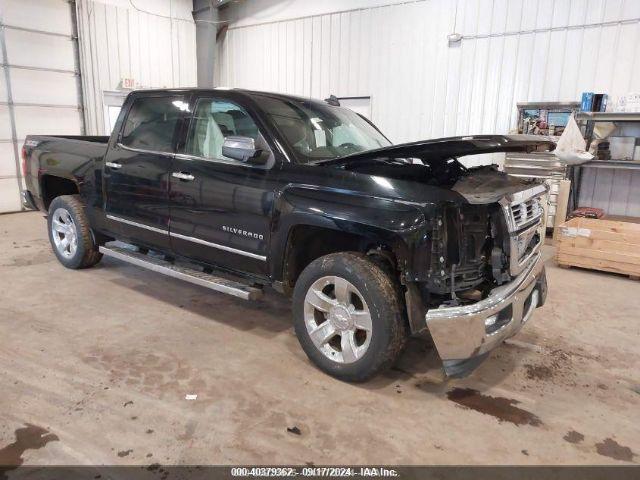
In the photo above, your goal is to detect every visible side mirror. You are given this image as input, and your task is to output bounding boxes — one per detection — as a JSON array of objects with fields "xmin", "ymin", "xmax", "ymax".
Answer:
[{"xmin": 222, "ymin": 136, "xmax": 266, "ymax": 165}]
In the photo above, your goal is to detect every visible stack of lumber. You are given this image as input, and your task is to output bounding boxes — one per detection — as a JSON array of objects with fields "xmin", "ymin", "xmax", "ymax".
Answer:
[{"xmin": 555, "ymin": 216, "xmax": 640, "ymax": 280}]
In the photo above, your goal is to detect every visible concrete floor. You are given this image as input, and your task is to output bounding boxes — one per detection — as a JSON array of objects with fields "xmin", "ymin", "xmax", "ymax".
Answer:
[{"xmin": 1, "ymin": 211, "xmax": 638, "ymax": 466}]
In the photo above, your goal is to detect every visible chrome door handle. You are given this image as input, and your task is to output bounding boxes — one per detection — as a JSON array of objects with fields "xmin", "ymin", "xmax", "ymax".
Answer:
[
  {"xmin": 172, "ymin": 171, "xmax": 195, "ymax": 181},
  {"xmin": 105, "ymin": 161, "xmax": 122, "ymax": 169}
]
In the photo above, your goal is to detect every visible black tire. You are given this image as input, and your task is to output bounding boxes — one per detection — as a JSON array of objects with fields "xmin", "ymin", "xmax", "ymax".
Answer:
[
  {"xmin": 47, "ymin": 195, "xmax": 102, "ymax": 269},
  {"xmin": 292, "ymin": 252, "xmax": 407, "ymax": 382}
]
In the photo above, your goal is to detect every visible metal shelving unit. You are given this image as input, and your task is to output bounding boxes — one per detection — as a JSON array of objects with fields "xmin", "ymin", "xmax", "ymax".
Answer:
[
  {"xmin": 575, "ymin": 111, "xmax": 640, "ymax": 122},
  {"xmin": 505, "ymin": 101, "xmax": 579, "ymax": 230},
  {"xmin": 579, "ymin": 160, "xmax": 640, "ymax": 170},
  {"xmin": 572, "ymin": 111, "xmax": 640, "ymax": 214}
]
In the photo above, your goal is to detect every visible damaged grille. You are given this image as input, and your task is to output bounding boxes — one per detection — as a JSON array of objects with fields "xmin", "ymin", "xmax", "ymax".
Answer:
[
  {"xmin": 426, "ymin": 186, "xmax": 545, "ymax": 300},
  {"xmin": 501, "ymin": 187, "xmax": 546, "ymax": 276},
  {"xmin": 510, "ymin": 197, "xmax": 543, "ymax": 229}
]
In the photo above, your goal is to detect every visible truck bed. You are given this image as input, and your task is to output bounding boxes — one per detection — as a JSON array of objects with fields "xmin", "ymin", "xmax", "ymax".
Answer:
[
  {"xmin": 37, "ymin": 135, "xmax": 110, "ymax": 143},
  {"xmin": 25, "ymin": 134, "xmax": 110, "ymax": 161},
  {"xmin": 23, "ymin": 135, "xmax": 111, "ymax": 209}
]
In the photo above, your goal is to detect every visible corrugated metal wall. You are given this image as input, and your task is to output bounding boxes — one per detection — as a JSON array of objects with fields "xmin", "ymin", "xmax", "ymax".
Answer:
[
  {"xmin": 0, "ymin": 0, "xmax": 83, "ymax": 213},
  {"xmin": 77, "ymin": 0, "xmax": 197, "ymax": 135},
  {"xmin": 217, "ymin": 0, "xmax": 640, "ymax": 203}
]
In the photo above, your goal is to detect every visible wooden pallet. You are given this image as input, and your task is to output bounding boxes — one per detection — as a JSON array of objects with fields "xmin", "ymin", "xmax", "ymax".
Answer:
[{"xmin": 555, "ymin": 216, "xmax": 640, "ymax": 280}]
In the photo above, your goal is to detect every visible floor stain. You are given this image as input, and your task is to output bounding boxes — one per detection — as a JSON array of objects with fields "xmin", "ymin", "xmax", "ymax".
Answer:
[
  {"xmin": 595, "ymin": 438, "xmax": 635, "ymax": 462},
  {"xmin": 563, "ymin": 430, "xmax": 585, "ymax": 444},
  {"xmin": 522, "ymin": 348, "xmax": 575, "ymax": 384},
  {"xmin": 446, "ymin": 388, "xmax": 542, "ymax": 427},
  {"xmin": 0, "ymin": 424, "xmax": 59, "ymax": 467},
  {"xmin": 177, "ymin": 421, "xmax": 197, "ymax": 441},
  {"xmin": 524, "ymin": 364, "xmax": 554, "ymax": 381},
  {"xmin": 117, "ymin": 449, "xmax": 132, "ymax": 458}
]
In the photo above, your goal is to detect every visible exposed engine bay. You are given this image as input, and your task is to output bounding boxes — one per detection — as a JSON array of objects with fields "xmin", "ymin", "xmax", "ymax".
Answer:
[
  {"xmin": 425, "ymin": 180, "xmax": 547, "ymax": 308},
  {"xmin": 321, "ymin": 135, "xmax": 552, "ymax": 311}
]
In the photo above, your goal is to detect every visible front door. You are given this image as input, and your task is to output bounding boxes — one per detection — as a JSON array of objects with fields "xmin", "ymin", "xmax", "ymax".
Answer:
[
  {"xmin": 169, "ymin": 95, "xmax": 278, "ymax": 276},
  {"xmin": 104, "ymin": 94, "xmax": 187, "ymax": 250}
]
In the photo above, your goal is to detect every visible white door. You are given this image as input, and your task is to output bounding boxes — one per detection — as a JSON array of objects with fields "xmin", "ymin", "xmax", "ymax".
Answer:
[
  {"xmin": 0, "ymin": 0, "xmax": 83, "ymax": 213},
  {"xmin": 103, "ymin": 90, "xmax": 128, "ymax": 134}
]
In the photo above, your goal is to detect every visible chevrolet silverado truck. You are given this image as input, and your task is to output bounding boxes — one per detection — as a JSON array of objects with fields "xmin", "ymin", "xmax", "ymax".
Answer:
[{"xmin": 21, "ymin": 88, "xmax": 550, "ymax": 381}]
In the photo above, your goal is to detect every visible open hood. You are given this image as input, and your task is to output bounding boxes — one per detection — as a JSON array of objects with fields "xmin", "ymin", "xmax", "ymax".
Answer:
[
  {"xmin": 318, "ymin": 135, "xmax": 554, "ymax": 193},
  {"xmin": 316, "ymin": 134, "xmax": 555, "ymax": 166}
]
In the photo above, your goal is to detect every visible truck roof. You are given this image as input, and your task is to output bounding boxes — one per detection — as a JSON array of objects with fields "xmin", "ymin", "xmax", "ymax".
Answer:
[{"xmin": 128, "ymin": 87, "xmax": 327, "ymax": 107}]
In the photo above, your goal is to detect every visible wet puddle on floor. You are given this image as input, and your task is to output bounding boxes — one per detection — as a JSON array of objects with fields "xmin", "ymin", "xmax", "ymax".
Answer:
[
  {"xmin": 446, "ymin": 388, "xmax": 542, "ymax": 427},
  {"xmin": 595, "ymin": 438, "xmax": 635, "ymax": 462}
]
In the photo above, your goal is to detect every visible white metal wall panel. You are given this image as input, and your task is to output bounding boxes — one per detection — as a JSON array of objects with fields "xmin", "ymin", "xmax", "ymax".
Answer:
[
  {"xmin": 4, "ymin": 29, "xmax": 76, "ymax": 71},
  {"xmin": 0, "ymin": 0, "xmax": 82, "ymax": 213},
  {"xmin": 0, "ymin": 65, "xmax": 6, "ymax": 100},
  {"xmin": 0, "ymin": 177, "xmax": 19, "ymax": 212},
  {"xmin": 77, "ymin": 0, "xmax": 197, "ymax": 136},
  {"xmin": 10, "ymin": 69, "xmax": 79, "ymax": 105},
  {"xmin": 13, "ymin": 107, "xmax": 82, "ymax": 140},
  {"xmin": 1, "ymin": 0, "xmax": 73, "ymax": 35},
  {"xmin": 0, "ymin": 106, "xmax": 10, "ymax": 139},
  {"xmin": 219, "ymin": 0, "xmax": 640, "ymax": 212},
  {"xmin": 580, "ymin": 168, "xmax": 640, "ymax": 217},
  {"xmin": 0, "ymin": 142, "xmax": 15, "ymax": 177}
]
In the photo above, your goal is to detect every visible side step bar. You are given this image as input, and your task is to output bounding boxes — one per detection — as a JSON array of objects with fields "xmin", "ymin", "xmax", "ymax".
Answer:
[{"xmin": 99, "ymin": 245, "xmax": 263, "ymax": 301}]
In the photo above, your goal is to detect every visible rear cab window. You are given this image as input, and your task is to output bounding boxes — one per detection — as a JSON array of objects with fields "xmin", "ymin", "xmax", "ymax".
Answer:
[{"xmin": 120, "ymin": 96, "xmax": 187, "ymax": 153}]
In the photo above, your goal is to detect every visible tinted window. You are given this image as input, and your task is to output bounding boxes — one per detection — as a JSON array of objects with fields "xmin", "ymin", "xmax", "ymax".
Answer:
[
  {"xmin": 257, "ymin": 96, "xmax": 390, "ymax": 164},
  {"xmin": 185, "ymin": 98, "xmax": 261, "ymax": 160},
  {"xmin": 121, "ymin": 96, "xmax": 185, "ymax": 153}
]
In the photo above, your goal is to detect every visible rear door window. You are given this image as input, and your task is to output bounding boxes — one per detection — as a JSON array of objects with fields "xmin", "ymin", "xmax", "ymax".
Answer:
[{"xmin": 120, "ymin": 96, "xmax": 186, "ymax": 153}]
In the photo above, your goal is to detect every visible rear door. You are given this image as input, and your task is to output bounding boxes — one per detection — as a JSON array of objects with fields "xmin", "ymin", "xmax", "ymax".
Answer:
[
  {"xmin": 103, "ymin": 94, "xmax": 187, "ymax": 250},
  {"xmin": 168, "ymin": 94, "xmax": 279, "ymax": 276}
]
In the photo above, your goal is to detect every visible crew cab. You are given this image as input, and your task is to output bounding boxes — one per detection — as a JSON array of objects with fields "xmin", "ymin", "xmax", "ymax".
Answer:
[{"xmin": 21, "ymin": 88, "xmax": 549, "ymax": 381}]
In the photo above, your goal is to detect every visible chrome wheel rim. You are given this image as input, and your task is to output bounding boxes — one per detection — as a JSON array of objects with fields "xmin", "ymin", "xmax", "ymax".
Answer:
[
  {"xmin": 51, "ymin": 207, "xmax": 78, "ymax": 258},
  {"xmin": 303, "ymin": 276, "xmax": 372, "ymax": 364}
]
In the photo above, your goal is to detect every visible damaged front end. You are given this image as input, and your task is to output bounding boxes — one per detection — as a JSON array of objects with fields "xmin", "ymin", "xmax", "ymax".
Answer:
[
  {"xmin": 324, "ymin": 134, "xmax": 553, "ymax": 377},
  {"xmin": 422, "ymin": 181, "xmax": 548, "ymax": 377}
]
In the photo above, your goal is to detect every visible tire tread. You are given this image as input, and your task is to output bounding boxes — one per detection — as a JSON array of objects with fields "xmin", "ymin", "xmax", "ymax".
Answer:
[
  {"xmin": 293, "ymin": 252, "xmax": 407, "ymax": 382},
  {"xmin": 48, "ymin": 195, "xmax": 102, "ymax": 269}
]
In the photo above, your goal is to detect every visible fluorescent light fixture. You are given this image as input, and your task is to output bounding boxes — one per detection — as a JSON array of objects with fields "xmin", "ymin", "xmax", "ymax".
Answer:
[{"xmin": 172, "ymin": 100, "xmax": 190, "ymax": 112}]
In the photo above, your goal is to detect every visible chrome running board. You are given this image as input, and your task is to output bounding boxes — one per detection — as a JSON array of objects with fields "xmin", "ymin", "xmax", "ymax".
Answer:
[{"xmin": 99, "ymin": 244, "xmax": 263, "ymax": 301}]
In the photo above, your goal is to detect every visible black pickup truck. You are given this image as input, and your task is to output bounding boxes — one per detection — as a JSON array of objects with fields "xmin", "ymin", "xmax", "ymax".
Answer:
[{"xmin": 22, "ymin": 88, "xmax": 550, "ymax": 381}]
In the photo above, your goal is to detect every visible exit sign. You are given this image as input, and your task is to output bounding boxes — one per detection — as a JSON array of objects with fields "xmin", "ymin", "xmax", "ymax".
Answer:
[{"xmin": 121, "ymin": 78, "xmax": 135, "ymax": 89}]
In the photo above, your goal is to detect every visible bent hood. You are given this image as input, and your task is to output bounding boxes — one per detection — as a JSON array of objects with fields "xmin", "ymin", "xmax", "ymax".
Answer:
[
  {"xmin": 317, "ymin": 134, "xmax": 555, "ymax": 167},
  {"xmin": 320, "ymin": 134, "xmax": 553, "ymax": 205},
  {"xmin": 451, "ymin": 166, "xmax": 547, "ymax": 204}
]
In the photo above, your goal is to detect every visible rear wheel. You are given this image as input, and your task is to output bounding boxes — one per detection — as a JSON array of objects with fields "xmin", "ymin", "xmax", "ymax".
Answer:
[
  {"xmin": 292, "ymin": 252, "xmax": 407, "ymax": 382},
  {"xmin": 47, "ymin": 195, "xmax": 102, "ymax": 269}
]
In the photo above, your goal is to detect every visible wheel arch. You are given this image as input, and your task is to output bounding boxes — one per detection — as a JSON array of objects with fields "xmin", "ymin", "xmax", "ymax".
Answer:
[
  {"xmin": 40, "ymin": 175, "xmax": 80, "ymax": 210},
  {"xmin": 270, "ymin": 186, "xmax": 428, "ymax": 294}
]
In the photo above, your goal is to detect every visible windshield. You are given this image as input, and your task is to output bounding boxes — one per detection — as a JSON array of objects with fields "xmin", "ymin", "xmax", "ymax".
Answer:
[{"xmin": 257, "ymin": 96, "xmax": 391, "ymax": 164}]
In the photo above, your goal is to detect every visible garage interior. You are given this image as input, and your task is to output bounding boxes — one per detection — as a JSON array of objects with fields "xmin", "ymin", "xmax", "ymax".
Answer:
[{"xmin": 1, "ymin": 0, "xmax": 639, "ymax": 469}]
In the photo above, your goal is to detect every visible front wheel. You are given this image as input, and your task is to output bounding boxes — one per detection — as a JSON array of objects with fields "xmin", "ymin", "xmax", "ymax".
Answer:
[
  {"xmin": 47, "ymin": 195, "xmax": 102, "ymax": 269},
  {"xmin": 292, "ymin": 252, "xmax": 407, "ymax": 382}
]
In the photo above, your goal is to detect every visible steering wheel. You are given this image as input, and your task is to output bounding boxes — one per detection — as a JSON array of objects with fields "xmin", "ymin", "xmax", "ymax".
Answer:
[{"xmin": 337, "ymin": 142, "xmax": 360, "ymax": 153}]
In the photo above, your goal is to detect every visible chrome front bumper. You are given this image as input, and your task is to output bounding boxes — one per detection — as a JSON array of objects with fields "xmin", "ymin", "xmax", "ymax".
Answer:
[{"xmin": 425, "ymin": 253, "xmax": 547, "ymax": 377}]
